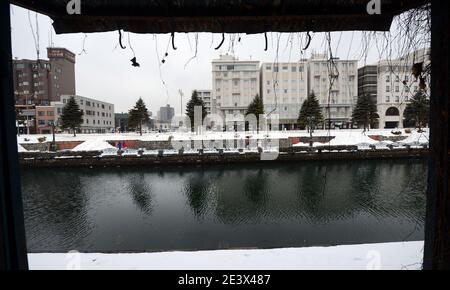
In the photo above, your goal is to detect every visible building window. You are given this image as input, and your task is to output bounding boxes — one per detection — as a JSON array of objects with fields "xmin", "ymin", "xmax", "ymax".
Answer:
[
  {"xmin": 386, "ymin": 96, "xmax": 390, "ymax": 102},
  {"xmin": 386, "ymin": 76, "xmax": 390, "ymax": 82},
  {"xmin": 266, "ymin": 65, "xmax": 272, "ymax": 71},
  {"xmin": 386, "ymin": 107, "xmax": 400, "ymax": 116},
  {"xmin": 395, "ymin": 96, "xmax": 400, "ymax": 103},
  {"xmin": 386, "ymin": 86, "xmax": 390, "ymax": 93},
  {"xmin": 291, "ymin": 66, "xmax": 297, "ymax": 72}
]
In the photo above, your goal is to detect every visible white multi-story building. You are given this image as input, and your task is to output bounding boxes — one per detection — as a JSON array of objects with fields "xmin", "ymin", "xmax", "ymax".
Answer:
[
  {"xmin": 376, "ymin": 48, "xmax": 431, "ymax": 129},
  {"xmin": 307, "ymin": 53, "xmax": 358, "ymax": 128},
  {"xmin": 212, "ymin": 54, "xmax": 260, "ymax": 122},
  {"xmin": 195, "ymin": 90, "xmax": 214, "ymax": 115},
  {"xmin": 52, "ymin": 95, "xmax": 115, "ymax": 133},
  {"xmin": 260, "ymin": 61, "xmax": 309, "ymax": 130}
]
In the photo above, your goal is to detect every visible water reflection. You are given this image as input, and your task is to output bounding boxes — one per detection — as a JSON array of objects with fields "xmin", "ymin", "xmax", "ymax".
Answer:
[
  {"xmin": 126, "ymin": 174, "xmax": 153, "ymax": 215},
  {"xmin": 21, "ymin": 159, "xmax": 427, "ymax": 252}
]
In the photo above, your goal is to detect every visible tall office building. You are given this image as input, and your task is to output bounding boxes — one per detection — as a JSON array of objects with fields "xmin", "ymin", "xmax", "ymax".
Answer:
[
  {"xmin": 157, "ymin": 104, "xmax": 175, "ymax": 123},
  {"xmin": 307, "ymin": 53, "xmax": 358, "ymax": 128},
  {"xmin": 260, "ymin": 61, "xmax": 309, "ymax": 129},
  {"xmin": 212, "ymin": 54, "xmax": 260, "ymax": 122},
  {"xmin": 358, "ymin": 65, "xmax": 378, "ymax": 102},
  {"xmin": 13, "ymin": 47, "xmax": 76, "ymax": 106}
]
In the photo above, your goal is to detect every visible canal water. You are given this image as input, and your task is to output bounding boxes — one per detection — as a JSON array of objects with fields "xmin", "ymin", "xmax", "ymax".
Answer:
[{"xmin": 21, "ymin": 159, "xmax": 427, "ymax": 253}]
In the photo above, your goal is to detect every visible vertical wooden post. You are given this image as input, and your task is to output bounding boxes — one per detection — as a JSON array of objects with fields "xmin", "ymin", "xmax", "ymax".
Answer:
[
  {"xmin": 0, "ymin": 1, "xmax": 29, "ymax": 270},
  {"xmin": 424, "ymin": 0, "xmax": 450, "ymax": 270}
]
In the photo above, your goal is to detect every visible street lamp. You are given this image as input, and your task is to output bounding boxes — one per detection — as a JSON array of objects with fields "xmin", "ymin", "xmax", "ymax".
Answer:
[
  {"xmin": 49, "ymin": 119, "xmax": 60, "ymax": 151},
  {"xmin": 307, "ymin": 116, "xmax": 316, "ymax": 147}
]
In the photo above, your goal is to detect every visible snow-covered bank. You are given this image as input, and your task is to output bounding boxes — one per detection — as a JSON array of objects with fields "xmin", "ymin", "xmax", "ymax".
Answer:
[
  {"xmin": 16, "ymin": 129, "xmax": 429, "ymax": 153},
  {"xmin": 28, "ymin": 241, "xmax": 423, "ymax": 270}
]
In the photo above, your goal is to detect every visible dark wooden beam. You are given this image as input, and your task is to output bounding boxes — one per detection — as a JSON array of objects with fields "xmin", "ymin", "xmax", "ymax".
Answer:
[
  {"xmin": 0, "ymin": 1, "xmax": 29, "ymax": 270},
  {"xmin": 10, "ymin": 0, "xmax": 430, "ymax": 34},
  {"xmin": 424, "ymin": 0, "xmax": 450, "ymax": 270}
]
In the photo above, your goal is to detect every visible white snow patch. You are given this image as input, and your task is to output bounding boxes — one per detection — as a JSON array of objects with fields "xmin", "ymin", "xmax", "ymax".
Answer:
[
  {"xmin": 28, "ymin": 241, "xmax": 423, "ymax": 270},
  {"xmin": 17, "ymin": 143, "xmax": 28, "ymax": 153},
  {"xmin": 399, "ymin": 130, "xmax": 429, "ymax": 146},
  {"xmin": 72, "ymin": 139, "xmax": 116, "ymax": 152}
]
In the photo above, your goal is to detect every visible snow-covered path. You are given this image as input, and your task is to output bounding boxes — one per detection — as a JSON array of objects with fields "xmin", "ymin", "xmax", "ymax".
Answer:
[{"xmin": 28, "ymin": 241, "xmax": 423, "ymax": 270}]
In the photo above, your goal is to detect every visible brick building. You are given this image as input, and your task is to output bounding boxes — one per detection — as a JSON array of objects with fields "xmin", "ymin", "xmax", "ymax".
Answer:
[{"xmin": 13, "ymin": 47, "xmax": 76, "ymax": 106}]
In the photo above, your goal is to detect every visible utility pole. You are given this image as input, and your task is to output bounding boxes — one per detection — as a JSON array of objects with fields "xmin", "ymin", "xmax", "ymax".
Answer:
[{"xmin": 178, "ymin": 89, "xmax": 184, "ymax": 117}]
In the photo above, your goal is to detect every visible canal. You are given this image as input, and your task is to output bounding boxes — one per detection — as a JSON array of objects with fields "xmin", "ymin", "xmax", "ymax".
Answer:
[{"xmin": 21, "ymin": 159, "xmax": 427, "ymax": 253}]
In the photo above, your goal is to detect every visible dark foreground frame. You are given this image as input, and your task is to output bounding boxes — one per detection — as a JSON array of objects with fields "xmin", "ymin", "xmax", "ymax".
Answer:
[{"xmin": 0, "ymin": 0, "xmax": 448, "ymax": 270}]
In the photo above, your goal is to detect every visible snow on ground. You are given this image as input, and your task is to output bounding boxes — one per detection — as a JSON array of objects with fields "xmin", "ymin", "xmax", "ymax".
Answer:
[
  {"xmin": 72, "ymin": 139, "xmax": 116, "ymax": 152},
  {"xmin": 16, "ymin": 129, "xmax": 429, "ymax": 152},
  {"xmin": 28, "ymin": 241, "xmax": 423, "ymax": 270},
  {"xmin": 17, "ymin": 143, "xmax": 27, "ymax": 153},
  {"xmin": 399, "ymin": 130, "xmax": 430, "ymax": 146}
]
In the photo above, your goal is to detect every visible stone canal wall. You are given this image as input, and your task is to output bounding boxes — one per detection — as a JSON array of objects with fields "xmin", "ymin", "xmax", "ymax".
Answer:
[{"xmin": 19, "ymin": 148, "xmax": 428, "ymax": 169}]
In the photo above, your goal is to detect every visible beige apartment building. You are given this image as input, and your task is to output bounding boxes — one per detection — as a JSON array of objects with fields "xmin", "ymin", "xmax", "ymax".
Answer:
[
  {"xmin": 307, "ymin": 53, "xmax": 358, "ymax": 129},
  {"xmin": 260, "ymin": 61, "xmax": 309, "ymax": 130},
  {"xmin": 52, "ymin": 95, "xmax": 115, "ymax": 133},
  {"xmin": 212, "ymin": 54, "xmax": 260, "ymax": 122},
  {"xmin": 376, "ymin": 48, "xmax": 431, "ymax": 129}
]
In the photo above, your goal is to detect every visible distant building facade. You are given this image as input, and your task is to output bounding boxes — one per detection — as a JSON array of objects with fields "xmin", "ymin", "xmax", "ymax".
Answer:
[
  {"xmin": 212, "ymin": 54, "xmax": 260, "ymax": 121},
  {"xmin": 376, "ymin": 48, "xmax": 431, "ymax": 129},
  {"xmin": 157, "ymin": 105, "xmax": 175, "ymax": 123},
  {"xmin": 13, "ymin": 47, "xmax": 76, "ymax": 106},
  {"xmin": 358, "ymin": 65, "xmax": 378, "ymax": 101},
  {"xmin": 52, "ymin": 95, "xmax": 115, "ymax": 134},
  {"xmin": 35, "ymin": 106, "xmax": 56, "ymax": 134},
  {"xmin": 356, "ymin": 48, "xmax": 431, "ymax": 129},
  {"xmin": 260, "ymin": 61, "xmax": 309, "ymax": 129},
  {"xmin": 115, "ymin": 113, "xmax": 129, "ymax": 132},
  {"xmin": 307, "ymin": 53, "xmax": 358, "ymax": 129},
  {"xmin": 156, "ymin": 105, "xmax": 175, "ymax": 131},
  {"xmin": 195, "ymin": 90, "xmax": 214, "ymax": 115}
]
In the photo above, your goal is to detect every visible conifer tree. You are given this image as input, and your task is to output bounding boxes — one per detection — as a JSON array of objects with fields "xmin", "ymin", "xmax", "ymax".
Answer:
[
  {"xmin": 186, "ymin": 90, "xmax": 208, "ymax": 132},
  {"xmin": 298, "ymin": 92, "xmax": 324, "ymax": 130},
  {"xmin": 403, "ymin": 91, "xmax": 429, "ymax": 131},
  {"xmin": 128, "ymin": 98, "xmax": 150, "ymax": 136},
  {"xmin": 352, "ymin": 94, "xmax": 379, "ymax": 131},
  {"xmin": 60, "ymin": 96, "xmax": 84, "ymax": 137},
  {"xmin": 245, "ymin": 94, "xmax": 265, "ymax": 132}
]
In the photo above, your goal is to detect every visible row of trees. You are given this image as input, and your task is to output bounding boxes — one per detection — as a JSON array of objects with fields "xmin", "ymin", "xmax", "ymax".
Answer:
[
  {"xmin": 241, "ymin": 90, "xmax": 429, "ymax": 131},
  {"xmin": 56, "ymin": 90, "xmax": 429, "ymax": 136}
]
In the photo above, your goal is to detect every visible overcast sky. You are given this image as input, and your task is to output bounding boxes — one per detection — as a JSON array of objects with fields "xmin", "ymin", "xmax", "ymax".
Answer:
[{"xmin": 10, "ymin": 5, "xmax": 412, "ymax": 115}]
